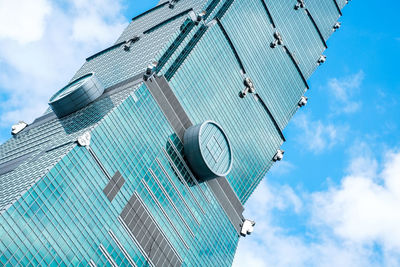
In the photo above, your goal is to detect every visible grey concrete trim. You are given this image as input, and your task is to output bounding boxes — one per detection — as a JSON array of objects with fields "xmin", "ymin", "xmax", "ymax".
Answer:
[
  {"xmin": 206, "ymin": 178, "xmax": 243, "ymax": 233},
  {"xmin": 144, "ymin": 76, "xmax": 189, "ymax": 140},
  {"xmin": 216, "ymin": 176, "xmax": 244, "ymax": 215},
  {"xmin": 155, "ymin": 76, "xmax": 193, "ymax": 129}
]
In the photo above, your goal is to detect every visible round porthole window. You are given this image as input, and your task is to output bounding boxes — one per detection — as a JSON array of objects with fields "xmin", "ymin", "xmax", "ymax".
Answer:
[
  {"xmin": 49, "ymin": 73, "xmax": 104, "ymax": 118},
  {"xmin": 184, "ymin": 121, "xmax": 233, "ymax": 181}
]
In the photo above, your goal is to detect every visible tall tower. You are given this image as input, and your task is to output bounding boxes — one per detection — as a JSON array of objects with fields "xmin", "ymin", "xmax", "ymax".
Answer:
[{"xmin": 0, "ymin": 0, "xmax": 348, "ymax": 266}]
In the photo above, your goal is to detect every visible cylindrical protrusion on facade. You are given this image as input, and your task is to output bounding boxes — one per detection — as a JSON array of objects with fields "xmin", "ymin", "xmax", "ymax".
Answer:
[
  {"xmin": 49, "ymin": 73, "xmax": 104, "ymax": 118},
  {"xmin": 184, "ymin": 121, "xmax": 233, "ymax": 181}
]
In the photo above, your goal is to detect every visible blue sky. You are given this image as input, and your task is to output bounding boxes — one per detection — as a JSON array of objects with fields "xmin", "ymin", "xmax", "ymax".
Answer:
[{"xmin": 0, "ymin": 0, "xmax": 399, "ymax": 266}]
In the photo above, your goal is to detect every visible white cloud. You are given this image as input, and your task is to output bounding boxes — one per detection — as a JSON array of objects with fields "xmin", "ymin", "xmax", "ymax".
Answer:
[
  {"xmin": 313, "ymin": 148, "xmax": 400, "ymax": 252},
  {"xmin": 0, "ymin": 0, "xmax": 127, "ymax": 127},
  {"xmin": 293, "ymin": 113, "xmax": 348, "ymax": 153},
  {"xmin": 327, "ymin": 71, "xmax": 364, "ymax": 114},
  {"xmin": 0, "ymin": 0, "xmax": 51, "ymax": 44},
  {"xmin": 234, "ymin": 146, "xmax": 400, "ymax": 267},
  {"xmin": 234, "ymin": 180, "xmax": 376, "ymax": 267}
]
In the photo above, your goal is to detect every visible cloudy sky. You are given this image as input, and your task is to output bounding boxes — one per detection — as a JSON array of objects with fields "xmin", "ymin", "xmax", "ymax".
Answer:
[{"xmin": 0, "ymin": 0, "xmax": 399, "ymax": 266}]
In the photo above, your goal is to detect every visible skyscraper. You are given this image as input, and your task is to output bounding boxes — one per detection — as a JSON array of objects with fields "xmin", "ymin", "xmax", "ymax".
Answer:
[{"xmin": 0, "ymin": 0, "xmax": 348, "ymax": 266}]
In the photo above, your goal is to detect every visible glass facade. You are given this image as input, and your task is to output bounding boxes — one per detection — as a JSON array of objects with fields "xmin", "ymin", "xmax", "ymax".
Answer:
[{"xmin": 0, "ymin": 0, "xmax": 347, "ymax": 266}]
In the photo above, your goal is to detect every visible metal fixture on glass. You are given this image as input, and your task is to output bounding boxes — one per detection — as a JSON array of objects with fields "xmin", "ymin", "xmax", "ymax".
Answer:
[
  {"xmin": 11, "ymin": 121, "xmax": 28, "ymax": 135},
  {"xmin": 123, "ymin": 36, "xmax": 140, "ymax": 51},
  {"xmin": 143, "ymin": 62, "xmax": 158, "ymax": 81},
  {"xmin": 318, "ymin": 55, "xmax": 327, "ymax": 64},
  {"xmin": 273, "ymin": 149, "xmax": 285, "ymax": 162},
  {"xmin": 294, "ymin": 0, "xmax": 305, "ymax": 10},
  {"xmin": 333, "ymin": 22, "xmax": 341, "ymax": 31},
  {"xmin": 169, "ymin": 0, "xmax": 179, "ymax": 9},
  {"xmin": 270, "ymin": 31, "xmax": 283, "ymax": 48},
  {"xmin": 298, "ymin": 96, "xmax": 308, "ymax": 107},
  {"xmin": 77, "ymin": 132, "xmax": 91, "ymax": 147},
  {"xmin": 189, "ymin": 11, "xmax": 206, "ymax": 25},
  {"xmin": 240, "ymin": 219, "xmax": 256, "ymax": 237},
  {"xmin": 239, "ymin": 77, "xmax": 255, "ymax": 98}
]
